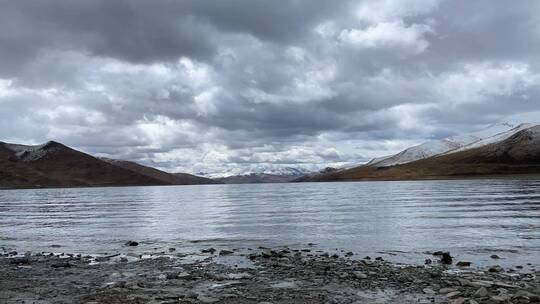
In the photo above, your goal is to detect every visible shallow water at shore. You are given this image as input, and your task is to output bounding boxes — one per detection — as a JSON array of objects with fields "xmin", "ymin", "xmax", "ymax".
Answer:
[{"xmin": 1, "ymin": 179, "xmax": 539, "ymax": 267}]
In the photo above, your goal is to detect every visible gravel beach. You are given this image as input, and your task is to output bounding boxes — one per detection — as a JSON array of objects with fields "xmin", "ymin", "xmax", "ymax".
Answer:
[{"xmin": 1, "ymin": 246, "xmax": 539, "ymax": 304}]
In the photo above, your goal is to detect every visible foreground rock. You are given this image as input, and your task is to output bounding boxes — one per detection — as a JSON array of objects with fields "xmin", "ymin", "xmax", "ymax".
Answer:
[{"xmin": 0, "ymin": 247, "xmax": 538, "ymax": 304}]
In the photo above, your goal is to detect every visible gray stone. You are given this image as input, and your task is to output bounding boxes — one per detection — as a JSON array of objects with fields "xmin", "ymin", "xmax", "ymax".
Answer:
[{"xmin": 473, "ymin": 287, "xmax": 488, "ymax": 298}]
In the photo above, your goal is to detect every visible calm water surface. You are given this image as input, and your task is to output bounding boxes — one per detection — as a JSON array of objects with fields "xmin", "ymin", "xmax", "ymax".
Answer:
[{"xmin": 1, "ymin": 180, "xmax": 539, "ymax": 266}]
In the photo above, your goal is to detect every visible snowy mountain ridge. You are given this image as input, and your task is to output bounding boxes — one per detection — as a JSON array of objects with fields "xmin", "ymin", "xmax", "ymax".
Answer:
[
  {"xmin": 3, "ymin": 141, "xmax": 60, "ymax": 162},
  {"xmin": 203, "ymin": 166, "xmax": 314, "ymax": 179},
  {"xmin": 368, "ymin": 122, "xmax": 539, "ymax": 167}
]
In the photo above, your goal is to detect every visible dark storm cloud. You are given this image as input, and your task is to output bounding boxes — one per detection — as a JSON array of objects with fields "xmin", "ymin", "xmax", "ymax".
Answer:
[{"xmin": 1, "ymin": 0, "xmax": 540, "ymax": 175}]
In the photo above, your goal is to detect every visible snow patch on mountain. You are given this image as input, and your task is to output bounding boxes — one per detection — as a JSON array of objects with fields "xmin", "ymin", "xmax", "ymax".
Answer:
[
  {"xmin": 447, "ymin": 123, "xmax": 536, "ymax": 154},
  {"xmin": 4, "ymin": 141, "xmax": 59, "ymax": 161},
  {"xmin": 367, "ymin": 122, "xmax": 532, "ymax": 167},
  {"xmin": 203, "ymin": 166, "xmax": 314, "ymax": 178}
]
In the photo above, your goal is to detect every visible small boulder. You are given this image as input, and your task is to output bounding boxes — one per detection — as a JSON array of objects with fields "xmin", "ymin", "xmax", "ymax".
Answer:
[
  {"xmin": 125, "ymin": 241, "xmax": 139, "ymax": 247},
  {"xmin": 10, "ymin": 257, "xmax": 29, "ymax": 265},
  {"xmin": 488, "ymin": 265, "xmax": 504, "ymax": 273},
  {"xmin": 441, "ymin": 252, "xmax": 452, "ymax": 264},
  {"xmin": 51, "ymin": 261, "xmax": 71, "ymax": 268},
  {"xmin": 201, "ymin": 248, "xmax": 216, "ymax": 254},
  {"xmin": 456, "ymin": 261, "xmax": 471, "ymax": 267}
]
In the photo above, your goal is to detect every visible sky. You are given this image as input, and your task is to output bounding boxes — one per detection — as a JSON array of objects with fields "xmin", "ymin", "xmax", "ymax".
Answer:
[{"xmin": 1, "ymin": 0, "xmax": 540, "ymax": 176}]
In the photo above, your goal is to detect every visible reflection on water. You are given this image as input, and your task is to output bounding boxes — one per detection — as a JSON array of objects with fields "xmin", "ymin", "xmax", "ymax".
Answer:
[{"xmin": 1, "ymin": 180, "xmax": 539, "ymax": 266}]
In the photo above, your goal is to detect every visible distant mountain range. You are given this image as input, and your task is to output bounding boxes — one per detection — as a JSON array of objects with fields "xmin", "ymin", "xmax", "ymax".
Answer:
[
  {"xmin": 0, "ymin": 141, "xmax": 216, "ymax": 189},
  {"xmin": 300, "ymin": 123, "xmax": 540, "ymax": 182},
  {"xmin": 2, "ymin": 122, "xmax": 539, "ymax": 189},
  {"xmin": 209, "ymin": 166, "xmax": 313, "ymax": 184}
]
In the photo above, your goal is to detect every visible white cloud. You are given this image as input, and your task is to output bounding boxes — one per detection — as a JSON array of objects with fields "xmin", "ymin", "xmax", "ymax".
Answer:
[
  {"xmin": 340, "ymin": 21, "xmax": 433, "ymax": 54},
  {"xmin": 438, "ymin": 62, "xmax": 540, "ymax": 104},
  {"xmin": 356, "ymin": 0, "xmax": 442, "ymax": 23}
]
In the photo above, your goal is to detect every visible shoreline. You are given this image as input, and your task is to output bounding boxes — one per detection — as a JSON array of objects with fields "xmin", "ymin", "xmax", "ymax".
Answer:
[
  {"xmin": 2, "ymin": 174, "xmax": 540, "ymax": 190},
  {"xmin": 1, "ymin": 246, "xmax": 538, "ymax": 304}
]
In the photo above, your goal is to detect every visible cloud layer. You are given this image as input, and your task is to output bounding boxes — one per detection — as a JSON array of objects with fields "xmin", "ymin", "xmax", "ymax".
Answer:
[{"xmin": 1, "ymin": 0, "xmax": 540, "ymax": 175}]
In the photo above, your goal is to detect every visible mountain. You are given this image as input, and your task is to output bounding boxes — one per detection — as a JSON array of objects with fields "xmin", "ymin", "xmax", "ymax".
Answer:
[
  {"xmin": 301, "ymin": 124, "xmax": 540, "ymax": 182},
  {"xmin": 367, "ymin": 122, "xmax": 520, "ymax": 167},
  {"xmin": 99, "ymin": 158, "xmax": 220, "ymax": 185},
  {"xmin": 0, "ymin": 141, "xmax": 165, "ymax": 188},
  {"xmin": 215, "ymin": 173, "xmax": 300, "ymax": 184},
  {"xmin": 209, "ymin": 166, "xmax": 313, "ymax": 184},
  {"xmin": 0, "ymin": 141, "xmax": 215, "ymax": 189}
]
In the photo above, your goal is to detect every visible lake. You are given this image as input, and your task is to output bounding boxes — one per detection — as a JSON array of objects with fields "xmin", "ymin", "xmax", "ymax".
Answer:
[{"xmin": 1, "ymin": 180, "xmax": 539, "ymax": 267}]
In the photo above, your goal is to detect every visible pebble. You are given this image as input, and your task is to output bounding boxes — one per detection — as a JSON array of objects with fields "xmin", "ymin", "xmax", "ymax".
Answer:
[
  {"xmin": 473, "ymin": 287, "xmax": 488, "ymax": 298},
  {"xmin": 445, "ymin": 291, "xmax": 462, "ymax": 298},
  {"xmin": 353, "ymin": 271, "xmax": 368, "ymax": 279},
  {"xmin": 451, "ymin": 297, "xmax": 466, "ymax": 304}
]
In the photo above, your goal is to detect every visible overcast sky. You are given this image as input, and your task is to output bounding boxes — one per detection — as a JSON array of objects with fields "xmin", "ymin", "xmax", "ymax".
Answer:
[{"xmin": 1, "ymin": 0, "xmax": 540, "ymax": 176}]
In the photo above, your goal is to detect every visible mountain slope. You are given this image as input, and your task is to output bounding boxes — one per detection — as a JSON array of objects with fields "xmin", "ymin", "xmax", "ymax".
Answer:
[
  {"xmin": 0, "ymin": 141, "xmax": 166, "ymax": 188},
  {"xmin": 100, "ymin": 158, "xmax": 219, "ymax": 185},
  {"xmin": 367, "ymin": 122, "xmax": 521, "ymax": 167},
  {"xmin": 302, "ymin": 125, "xmax": 540, "ymax": 182}
]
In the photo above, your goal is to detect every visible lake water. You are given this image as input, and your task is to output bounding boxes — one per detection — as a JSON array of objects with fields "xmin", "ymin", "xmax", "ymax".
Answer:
[{"xmin": 1, "ymin": 180, "xmax": 539, "ymax": 267}]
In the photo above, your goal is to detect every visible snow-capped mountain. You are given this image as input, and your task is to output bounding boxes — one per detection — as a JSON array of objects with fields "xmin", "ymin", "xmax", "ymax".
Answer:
[
  {"xmin": 204, "ymin": 166, "xmax": 314, "ymax": 179},
  {"xmin": 367, "ymin": 122, "xmax": 536, "ymax": 167},
  {"xmin": 3, "ymin": 141, "xmax": 61, "ymax": 162},
  {"xmin": 302, "ymin": 123, "xmax": 540, "ymax": 182}
]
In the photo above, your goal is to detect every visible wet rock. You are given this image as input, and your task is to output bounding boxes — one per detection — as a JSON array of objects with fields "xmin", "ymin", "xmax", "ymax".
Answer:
[
  {"xmin": 425, "ymin": 259, "xmax": 432, "ymax": 265},
  {"xmin": 423, "ymin": 288, "xmax": 436, "ymax": 295},
  {"xmin": 490, "ymin": 254, "xmax": 501, "ymax": 259},
  {"xmin": 375, "ymin": 257, "xmax": 384, "ymax": 261},
  {"xmin": 219, "ymin": 250, "xmax": 234, "ymax": 256},
  {"xmin": 441, "ymin": 252, "xmax": 453, "ymax": 265},
  {"xmin": 201, "ymin": 248, "xmax": 216, "ymax": 254},
  {"xmin": 168, "ymin": 247, "xmax": 176, "ymax": 252},
  {"xmin": 10, "ymin": 257, "xmax": 29, "ymax": 264},
  {"xmin": 456, "ymin": 261, "xmax": 471, "ymax": 267},
  {"xmin": 489, "ymin": 265, "xmax": 504, "ymax": 273},
  {"xmin": 125, "ymin": 241, "xmax": 139, "ymax": 247},
  {"xmin": 345, "ymin": 252, "xmax": 354, "ymax": 257},
  {"xmin": 51, "ymin": 261, "xmax": 71, "ymax": 268}
]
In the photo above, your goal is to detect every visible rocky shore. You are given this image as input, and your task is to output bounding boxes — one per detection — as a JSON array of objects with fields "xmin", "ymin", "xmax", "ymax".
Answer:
[{"xmin": 1, "ymin": 245, "xmax": 538, "ymax": 304}]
